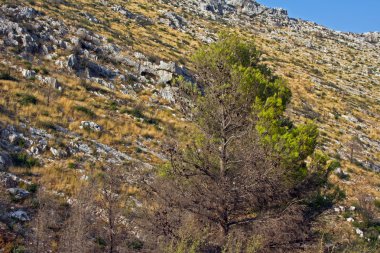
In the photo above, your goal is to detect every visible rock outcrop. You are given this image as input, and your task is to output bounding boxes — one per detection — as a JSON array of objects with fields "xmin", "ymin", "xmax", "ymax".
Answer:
[{"xmin": 80, "ymin": 121, "xmax": 102, "ymax": 132}]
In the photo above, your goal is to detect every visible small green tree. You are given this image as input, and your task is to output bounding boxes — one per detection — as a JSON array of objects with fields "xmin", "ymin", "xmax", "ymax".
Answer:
[{"xmin": 146, "ymin": 33, "xmax": 332, "ymax": 252}]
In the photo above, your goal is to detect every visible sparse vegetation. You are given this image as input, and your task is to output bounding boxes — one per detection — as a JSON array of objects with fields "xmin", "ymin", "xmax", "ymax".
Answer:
[
  {"xmin": 0, "ymin": 0, "xmax": 378, "ymax": 252},
  {"xmin": 11, "ymin": 152, "xmax": 39, "ymax": 168},
  {"xmin": 17, "ymin": 93, "xmax": 38, "ymax": 106},
  {"xmin": 73, "ymin": 105, "xmax": 96, "ymax": 118}
]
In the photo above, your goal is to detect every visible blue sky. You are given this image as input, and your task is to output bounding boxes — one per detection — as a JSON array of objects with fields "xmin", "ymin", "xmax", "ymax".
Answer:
[{"xmin": 258, "ymin": 0, "xmax": 380, "ymax": 33}]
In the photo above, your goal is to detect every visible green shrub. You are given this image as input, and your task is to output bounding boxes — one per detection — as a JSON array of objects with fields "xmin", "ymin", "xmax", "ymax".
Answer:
[
  {"xmin": 108, "ymin": 101, "xmax": 119, "ymax": 111},
  {"xmin": 73, "ymin": 105, "xmax": 96, "ymax": 118},
  {"xmin": 374, "ymin": 199, "xmax": 380, "ymax": 209},
  {"xmin": 11, "ymin": 153, "xmax": 39, "ymax": 168},
  {"xmin": 0, "ymin": 71, "xmax": 16, "ymax": 81},
  {"xmin": 145, "ymin": 118, "xmax": 160, "ymax": 126},
  {"xmin": 328, "ymin": 160, "xmax": 341, "ymax": 171},
  {"xmin": 129, "ymin": 107, "xmax": 144, "ymax": 118},
  {"xmin": 127, "ymin": 239, "xmax": 144, "ymax": 250},
  {"xmin": 68, "ymin": 162, "xmax": 77, "ymax": 169},
  {"xmin": 16, "ymin": 93, "xmax": 38, "ymax": 106},
  {"xmin": 26, "ymin": 183, "xmax": 38, "ymax": 193},
  {"xmin": 135, "ymin": 147, "xmax": 144, "ymax": 153},
  {"xmin": 11, "ymin": 245, "xmax": 26, "ymax": 253}
]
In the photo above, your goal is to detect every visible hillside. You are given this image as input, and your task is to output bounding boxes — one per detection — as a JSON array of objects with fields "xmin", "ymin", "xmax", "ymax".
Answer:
[{"xmin": 0, "ymin": 0, "xmax": 379, "ymax": 252}]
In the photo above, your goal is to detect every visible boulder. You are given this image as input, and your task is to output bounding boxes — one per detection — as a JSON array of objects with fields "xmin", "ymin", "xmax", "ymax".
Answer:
[
  {"xmin": 80, "ymin": 121, "xmax": 102, "ymax": 132},
  {"xmin": 7, "ymin": 188, "xmax": 30, "ymax": 200},
  {"xmin": 9, "ymin": 210, "xmax": 30, "ymax": 221},
  {"xmin": 363, "ymin": 32, "xmax": 380, "ymax": 44},
  {"xmin": 161, "ymin": 12, "xmax": 188, "ymax": 29},
  {"xmin": 50, "ymin": 147, "xmax": 67, "ymax": 158},
  {"xmin": 160, "ymin": 86, "xmax": 178, "ymax": 103},
  {"xmin": 37, "ymin": 76, "xmax": 62, "ymax": 90},
  {"xmin": 356, "ymin": 228, "xmax": 364, "ymax": 238},
  {"xmin": 22, "ymin": 69, "xmax": 36, "ymax": 79},
  {"xmin": 67, "ymin": 54, "xmax": 116, "ymax": 79},
  {"xmin": 141, "ymin": 60, "xmax": 193, "ymax": 84},
  {"xmin": 29, "ymin": 146, "xmax": 39, "ymax": 156},
  {"xmin": 157, "ymin": 70, "xmax": 173, "ymax": 84},
  {"xmin": 67, "ymin": 54, "xmax": 79, "ymax": 69}
]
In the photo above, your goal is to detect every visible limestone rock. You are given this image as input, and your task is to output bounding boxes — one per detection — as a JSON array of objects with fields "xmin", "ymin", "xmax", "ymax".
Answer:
[
  {"xmin": 37, "ymin": 76, "xmax": 62, "ymax": 90},
  {"xmin": 21, "ymin": 69, "xmax": 36, "ymax": 79},
  {"xmin": 67, "ymin": 54, "xmax": 78, "ymax": 69},
  {"xmin": 7, "ymin": 188, "xmax": 30, "ymax": 200},
  {"xmin": 160, "ymin": 86, "xmax": 177, "ymax": 103},
  {"xmin": 80, "ymin": 121, "xmax": 102, "ymax": 132},
  {"xmin": 9, "ymin": 210, "xmax": 30, "ymax": 221},
  {"xmin": 161, "ymin": 12, "xmax": 188, "ymax": 29},
  {"xmin": 356, "ymin": 228, "xmax": 364, "ymax": 238},
  {"xmin": 50, "ymin": 147, "xmax": 67, "ymax": 158}
]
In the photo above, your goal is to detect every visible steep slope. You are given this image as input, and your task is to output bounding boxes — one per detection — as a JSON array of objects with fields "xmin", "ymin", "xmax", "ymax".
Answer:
[{"xmin": 0, "ymin": 0, "xmax": 379, "ymax": 251}]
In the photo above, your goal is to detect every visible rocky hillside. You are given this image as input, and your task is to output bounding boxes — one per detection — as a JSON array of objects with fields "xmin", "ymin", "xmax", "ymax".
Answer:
[{"xmin": 0, "ymin": 0, "xmax": 379, "ymax": 251}]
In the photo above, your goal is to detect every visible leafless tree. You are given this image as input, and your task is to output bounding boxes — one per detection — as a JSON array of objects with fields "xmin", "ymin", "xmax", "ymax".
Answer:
[
  {"xmin": 94, "ymin": 165, "xmax": 132, "ymax": 253},
  {"xmin": 30, "ymin": 190, "xmax": 64, "ymax": 253},
  {"xmin": 59, "ymin": 181, "xmax": 97, "ymax": 253}
]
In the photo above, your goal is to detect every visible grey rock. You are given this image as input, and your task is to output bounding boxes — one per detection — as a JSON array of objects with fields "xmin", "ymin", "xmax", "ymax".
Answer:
[
  {"xmin": 157, "ymin": 70, "xmax": 174, "ymax": 84},
  {"xmin": 7, "ymin": 188, "xmax": 30, "ymax": 200},
  {"xmin": 69, "ymin": 141, "xmax": 93, "ymax": 155},
  {"xmin": 160, "ymin": 86, "xmax": 178, "ymax": 103},
  {"xmin": 124, "ymin": 57, "xmax": 139, "ymax": 68},
  {"xmin": 67, "ymin": 54, "xmax": 78, "ymax": 68},
  {"xmin": 362, "ymin": 32, "xmax": 380, "ymax": 44},
  {"xmin": 1, "ymin": 5, "xmax": 40, "ymax": 19},
  {"xmin": 0, "ymin": 172, "xmax": 31, "ymax": 188},
  {"xmin": 8, "ymin": 134, "xmax": 23, "ymax": 145},
  {"xmin": 91, "ymin": 78, "xmax": 115, "ymax": 90},
  {"xmin": 29, "ymin": 146, "xmax": 39, "ymax": 156},
  {"xmin": 9, "ymin": 210, "xmax": 30, "ymax": 221},
  {"xmin": 111, "ymin": 5, "xmax": 152, "ymax": 26},
  {"xmin": 80, "ymin": 121, "xmax": 102, "ymax": 132},
  {"xmin": 157, "ymin": 61, "xmax": 176, "ymax": 72},
  {"xmin": 81, "ymin": 12, "xmax": 99, "ymax": 23},
  {"xmin": 67, "ymin": 54, "xmax": 116, "ymax": 79},
  {"xmin": 50, "ymin": 147, "xmax": 67, "ymax": 158},
  {"xmin": 21, "ymin": 69, "xmax": 36, "ymax": 79},
  {"xmin": 139, "ymin": 60, "xmax": 193, "ymax": 84},
  {"xmin": 356, "ymin": 228, "xmax": 364, "ymax": 238},
  {"xmin": 161, "ymin": 12, "xmax": 188, "ymax": 29},
  {"xmin": 37, "ymin": 76, "xmax": 62, "ymax": 91}
]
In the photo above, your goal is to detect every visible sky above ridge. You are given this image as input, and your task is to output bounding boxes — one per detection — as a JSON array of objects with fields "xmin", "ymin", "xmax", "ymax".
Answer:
[{"xmin": 258, "ymin": 0, "xmax": 380, "ymax": 33}]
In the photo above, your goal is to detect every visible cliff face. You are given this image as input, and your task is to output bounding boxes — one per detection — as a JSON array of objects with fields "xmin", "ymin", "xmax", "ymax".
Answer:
[{"xmin": 0, "ymin": 0, "xmax": 379, "ymax": 251}]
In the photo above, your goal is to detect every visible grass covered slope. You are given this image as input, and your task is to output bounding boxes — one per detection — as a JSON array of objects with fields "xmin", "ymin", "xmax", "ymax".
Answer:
[{"xmin": 0, "ymin": 0, "xmax": 379, "ymax": 252}]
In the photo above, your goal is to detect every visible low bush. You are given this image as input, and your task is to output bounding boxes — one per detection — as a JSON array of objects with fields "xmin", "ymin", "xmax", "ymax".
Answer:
[
  {"xmin": 73, "ymin": 105, "xmax": 96, "ymax": 118},
  {"xmin": 0, "ymin": 71, "xmax": 16, "ymax": 81},
  {"xmin": 16, "ymin": 93, "xmax": 38, "ymax": 106},
  {"xmin": 11, "ymin": 153, "xmax": 39, "ymax": 168}
]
